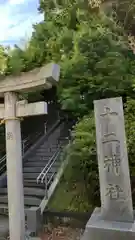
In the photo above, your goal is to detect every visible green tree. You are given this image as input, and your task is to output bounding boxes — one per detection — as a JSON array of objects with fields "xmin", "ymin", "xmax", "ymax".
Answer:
[
  {"xmin": 125, "ymin": 98, "xmax": 135, "ymax": 175},
  {"xmin": 0, "ymin": 45, "xmax": 8, "ymax": 76},
  {"xmin": 58, "ymin": 15, "xmax": 135, "ymax": 116},
  {"xmin": 64, "ymin": 114, "xmax": 100, "ymax": 207},
  {"xmin": 6, "ymin": 46, "xmax": 26, "ymax": 75},
  {"xmin": 112, "ymin": 0, "xmax": 135, "ymax": 35}
]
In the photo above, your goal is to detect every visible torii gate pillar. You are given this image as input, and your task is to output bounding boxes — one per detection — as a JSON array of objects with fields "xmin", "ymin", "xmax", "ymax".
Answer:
[
  {"xmin": 5, "ymin": 92, "xmax": 25, "ymax": 240},
  {"xmin": 0, "ymin": 63, "xmax": 60, "ymax": 240}
]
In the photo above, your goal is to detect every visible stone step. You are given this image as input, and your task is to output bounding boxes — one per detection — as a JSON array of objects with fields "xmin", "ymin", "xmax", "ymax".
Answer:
[
  {"xmin": 23, "ymin": 177, "xmax": 44, "ymax": 183},
  {"xmin": 37, "ymin": 144, "xmax": 58, "ymax": 150},
  {"xmin": 0, "ymin": 215, "xmax": 9, "ymax": 237},
  {"xmin": 24, "ymin": 161, "xmax": 48, "ymax": 167},
  {"xmin": 23, "ymin": 167, "xmax": 44, "ymax": 173},
  {"xmin": 0, "ymin": 187, "xmax": 45, "ymax": 198},
  {"xmin": 27, "ymin": 156, "xmax": 51, "ymax": 161},
  {"xmin": 23, "ymin": 170, "xmax": 56, "ymax": 179},
  {"xmin": 24, "ymin": 187, "xmax": 45, "ymax": 198},
  {"xmin": 24, "ymin": 196, "xmax": 42, "ymax": 207},
  {"xmin": 23, "ymin": 164, "xmax": 60, "ymax": 175},
  {"xmin": 23, "ymin": 180, "xmax": 45, "ymax": 189},
  {"xmin": 0, "ymin": 204, "xmax": 9, "ymax": 216},
  {"xmin": 35, "ymin": 151, "xmax": 57, "ymax": 157},
  {"xmin": 38, "ymin": 144, "xmax": 52, "ymax": 149},
  {"xmin": 35, "ymin": 148, "xmax": 51, "ymax": 154},
  {"xmin": 38, "ymin": 141, "xmax": 58, "ymax": 148},
  {"xmin": 23, "ymin": 178, "xmax": 54, "ymax": 190},
  {"xmin": 0, "ymin": 204, "xmax": 8, "ymax": 209},
  {"xmin": 36, "ymin": 146, "xmax": 58, "ymax": 154},
  {"xmin": 0, "ymin": 195, "xmax": 41, "ymax": 207},
  {"xmin": 25, "ymin": 156, "xmax": 49, "ymax": 161},
  {"xmin": 23, "ymin": 172, "xmax": 40, "ymax": 179},
  {"xmin": 0, "ymin": 204, "xmax": 30, "ymax": 217},
  {"xmin": 36, "ymin": 142, "xmax": 58, "ymax": 149},
  {"xmin": 34, "ymin": 150, "xmax": 52, "ymax": 155},
  {"xmin": 0, "ymin": 203, "xmax": 30, "ymax": 210}
]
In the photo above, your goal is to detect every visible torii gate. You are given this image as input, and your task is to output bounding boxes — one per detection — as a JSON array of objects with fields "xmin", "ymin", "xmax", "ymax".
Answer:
[{"xmin": 0, "ymin": 63, "xmax": 60, "ymax": 240}]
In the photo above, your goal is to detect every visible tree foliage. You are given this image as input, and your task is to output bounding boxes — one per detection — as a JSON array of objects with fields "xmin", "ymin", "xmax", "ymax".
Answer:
[
  {"xmin": 0, "ymin": 46, "xmax": 8, "ymax": 76},
  {"xmin": 111, "ymin": 0, "xmax": 135, "ymax": 35},
  {"xmin": 3, "ymin": 2, "xmax": 135, "ymax": 116},
  {"xmin": 125, "ymin": 98, "xmax": 135, "ymax": 175},
  {"xmin": 64, "ymin": 114, "xmax": 100, "ymax": 207}
]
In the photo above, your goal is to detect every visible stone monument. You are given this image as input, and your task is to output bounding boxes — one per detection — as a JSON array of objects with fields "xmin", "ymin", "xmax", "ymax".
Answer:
[
  {"xmin": 0, "ymin": 63, "xmax": 60, "ymax": 240},
  {"xmin": 82, "ymin": 97, "xmax": 135, "ymax": 240}
]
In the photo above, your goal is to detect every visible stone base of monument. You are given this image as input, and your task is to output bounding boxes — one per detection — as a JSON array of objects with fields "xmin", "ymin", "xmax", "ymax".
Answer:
[{"xmin": 81, "ymin": 208, "xmax": 135, "ymax": 240}]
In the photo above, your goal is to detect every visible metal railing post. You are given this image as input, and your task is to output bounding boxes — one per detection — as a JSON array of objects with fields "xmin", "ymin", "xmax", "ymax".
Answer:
[
  {"xmin": 22, "ymin": 140, "xmax": 25, "ymax": 156},
  {"xmin": 22, "ymin": 139, "xmax": 27, "ymax": 156},
  {"xmin": 45, "ymin": 175, "xmax": 48, "ymax": 199},
  {"xmin": 44, "ymin": 122, "xmax": 47, "ymax": 135}
]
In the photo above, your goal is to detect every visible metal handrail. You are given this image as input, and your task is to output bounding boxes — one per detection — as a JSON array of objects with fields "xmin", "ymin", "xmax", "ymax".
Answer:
[
  {"xmin": 37, "ymin": 144, "xmax": 62, "ymax": 184},
  {"xmin": 0, "ymin": 120, "xmax": 63, "ymax": 176},
  {"xmin": 0, "ymin": 155, "xmax": 6, "ymax": 174},
  {"xmin": 36, "ymin": 135, "xmax": 70, "ymax": 187},
  {"xmin": 36, "ymin": 144, "xmax": 62, "ymax": 199},
  {"xmin": 41, "ymin": 149, "xmax": 61, "ymax": 183},
  {"xmin": 22, "ymin": 130, "xmax": 43, "ymax": 154},
  {"xmin": 0, "ymin": 129, "xmax": 43, "ymax": 175},
  {"xmin": 0, "ymin": 155, "xmax": 6, "ymax": 162}
]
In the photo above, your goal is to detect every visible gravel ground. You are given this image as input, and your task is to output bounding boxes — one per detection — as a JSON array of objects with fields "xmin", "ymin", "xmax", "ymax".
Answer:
[{"xmin": 39, "ymin": 226, "xmax": 84, "ymax": 240}]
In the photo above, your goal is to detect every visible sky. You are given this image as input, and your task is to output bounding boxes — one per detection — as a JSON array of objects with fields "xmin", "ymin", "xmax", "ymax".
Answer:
[{"xmin": 0, "ymin": 0, "xmax": 44, "ymax": 47}]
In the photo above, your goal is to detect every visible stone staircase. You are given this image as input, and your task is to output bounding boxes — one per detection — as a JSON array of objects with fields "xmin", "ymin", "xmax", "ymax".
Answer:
[{"xmin": 0, "ymin": 119, "xmax": 70, "ymax": 238}]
